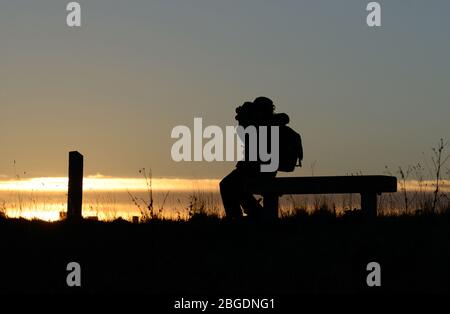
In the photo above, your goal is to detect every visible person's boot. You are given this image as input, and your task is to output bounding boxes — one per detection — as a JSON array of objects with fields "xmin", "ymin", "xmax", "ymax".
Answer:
[{"xmin": 243, "ymin": 197, "xmax": 264, "ymax": 220}]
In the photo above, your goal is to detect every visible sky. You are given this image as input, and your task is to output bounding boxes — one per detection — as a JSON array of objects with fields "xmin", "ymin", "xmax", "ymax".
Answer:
[{"xmin": 1, "ymin": 0, "xmax": 450, "ymax": 180}]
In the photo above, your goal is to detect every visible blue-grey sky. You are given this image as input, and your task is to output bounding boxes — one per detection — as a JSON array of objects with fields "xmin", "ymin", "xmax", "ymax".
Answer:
[{"xmin": 1, "ymin": 0, "xmax": 449, "ymax": 179}]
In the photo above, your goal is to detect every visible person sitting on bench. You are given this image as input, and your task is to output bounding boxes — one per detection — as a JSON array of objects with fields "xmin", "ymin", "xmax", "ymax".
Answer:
[{"xmin": 220, "ymin": 97, "xmax": 290, "ymax": 220}]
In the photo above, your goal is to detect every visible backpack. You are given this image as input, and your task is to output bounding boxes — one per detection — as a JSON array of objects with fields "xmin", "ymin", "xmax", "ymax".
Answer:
[{"xmin": 278, "ymin": 125, "xmax": 303, "ymax": 172}]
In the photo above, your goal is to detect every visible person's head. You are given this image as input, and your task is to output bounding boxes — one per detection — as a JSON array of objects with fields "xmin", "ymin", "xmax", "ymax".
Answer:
[
  {"xmin": 253, "ymin": 97, "xmax": 275, "ymax": 111},
  {"xmin": 235, "ymin": 97, "xmax": 276, "ymax": 126},
  {"xmin": 253, "ymin": 96, "xmax": 275, "ymax": 120}
]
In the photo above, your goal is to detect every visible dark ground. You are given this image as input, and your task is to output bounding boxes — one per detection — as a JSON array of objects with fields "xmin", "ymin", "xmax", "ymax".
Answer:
[{"xmin": 0, "ymin": 213, "xmax": 449, "ymax": 309}]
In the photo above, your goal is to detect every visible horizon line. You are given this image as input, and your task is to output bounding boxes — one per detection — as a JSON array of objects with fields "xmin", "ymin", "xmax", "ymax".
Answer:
[{"xmin": 0, "ymin": 176, "xmax": 449, "ymax": 193}]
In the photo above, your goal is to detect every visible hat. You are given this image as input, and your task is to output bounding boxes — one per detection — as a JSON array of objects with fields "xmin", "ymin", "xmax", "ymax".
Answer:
[{"xmin": 253, "ymin": 96, "xmax": 275, "ymax": 114}]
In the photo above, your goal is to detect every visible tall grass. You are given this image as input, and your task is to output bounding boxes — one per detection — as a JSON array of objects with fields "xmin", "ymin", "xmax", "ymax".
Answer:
[
  {"xmin": 127, "ymin": 168, "xmax": 172, "ymax": 221},
  {"xmin": 13, "ymin": 160, "xmax": 24, "ymax": 216},
  {"xmin": 430, "ymin": 139, "xmax": 449, "ymax": 213},
  {"xmin": 0, "ymin": 200, "xmax": 6, "ymax": 219},
  {"xmin": 186, "ymin": 188, "xmax": 222, "ymax": 219},
  {"xmin": 383, "ymin": 138, "xmax": 449, "ymax": 215}
]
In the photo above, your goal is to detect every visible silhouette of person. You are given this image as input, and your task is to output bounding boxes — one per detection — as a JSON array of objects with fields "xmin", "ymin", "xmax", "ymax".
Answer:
[{"xmin": 220, "ymin": 97, "xmax": 289, "ymax": 219}]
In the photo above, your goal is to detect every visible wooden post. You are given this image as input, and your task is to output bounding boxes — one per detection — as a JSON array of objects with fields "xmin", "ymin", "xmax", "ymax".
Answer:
[
  {"xmin": 361, "ymin": 192, "xmax": 377, "ymax": 218},
  {"xmin": 67, "ymin": 151, "xmax": 83, "ymax": 220},
  {"xmin": 263, "ymin": 193, "xmax": 279, "ymax": 220}
]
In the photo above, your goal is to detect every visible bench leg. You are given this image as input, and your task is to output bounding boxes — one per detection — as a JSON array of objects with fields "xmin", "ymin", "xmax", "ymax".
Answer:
[
  {"xmin": 361, "ymin": 192, "xmax": 377, "ymax": 218},
  {"xmin": 263, "ymin": 193, "xmax": 279, "ymax": 220}
]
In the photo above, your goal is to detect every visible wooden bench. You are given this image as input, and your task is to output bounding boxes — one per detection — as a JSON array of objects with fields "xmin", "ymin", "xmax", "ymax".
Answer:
[{"xmin": 248, "ymin": 175, "xmax": 397, "ymax": 219}]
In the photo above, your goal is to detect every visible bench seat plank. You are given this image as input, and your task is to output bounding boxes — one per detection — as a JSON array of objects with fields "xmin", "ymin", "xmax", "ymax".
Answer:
[{"xmin": 249, "ymin": 175, "xmax": 397, "ymax": 196}]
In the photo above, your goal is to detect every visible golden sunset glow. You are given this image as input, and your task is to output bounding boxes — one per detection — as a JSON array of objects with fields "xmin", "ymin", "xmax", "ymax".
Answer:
[
  {"xmin": 0, "ymin": 176, "xmax": 220, "ymax": 193},
  {"xmin": 0, "ymin": 176, "xmax": 222, "ymax": 222},
  {"xmin": 398, "ymin": 180, "xmax": 450, "ymax": 193},
  {"xmin": 1, "ymin": 176, "xmax": 449, "ymax": 222},
  {"xmin": 6, "ymin": 208, "xmax": 61, "ymax": 222},
  {"xmin": 1, "ymin": 177, "xmax": 449, "ymax": 194}
]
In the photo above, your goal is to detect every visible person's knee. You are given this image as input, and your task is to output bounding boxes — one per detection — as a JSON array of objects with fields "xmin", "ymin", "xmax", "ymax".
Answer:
[
  {"xmin": 220, "ymin": 171, "xmax": 235, "ymax": 191},
  {"xmin": 219, "ymin": 177, "xmax": 227, "ymax": 192}
]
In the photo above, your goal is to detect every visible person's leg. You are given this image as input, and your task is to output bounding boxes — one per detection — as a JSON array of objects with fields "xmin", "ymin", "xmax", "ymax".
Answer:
[
  {"xmin": 220, "ymin": 169, "xmax": 244, "ymax": 219},
  {"xmin": 241, "ymin": 172, "xmax": 277, "ymax": 219},
  {"xmin": 241, "ymin": 194, "xmax": 263, "ymax": 219}
]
